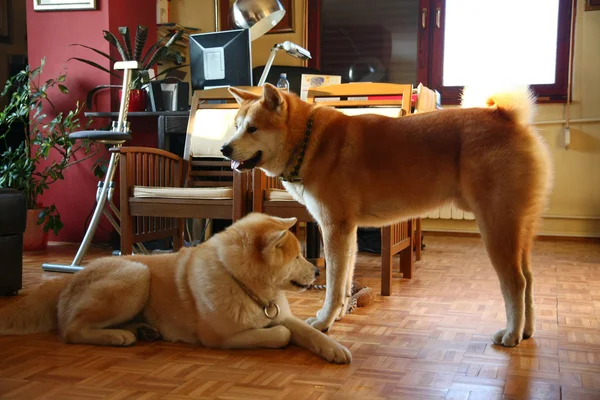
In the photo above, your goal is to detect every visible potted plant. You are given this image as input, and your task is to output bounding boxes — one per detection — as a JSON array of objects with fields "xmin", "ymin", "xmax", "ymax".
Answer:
[
  {"xmin": 0, "ymin": 58, "xmax": 97, "ymax": 250},
  {"xmin": 69, "ymin": 25, "xmax": 187, "ymax": 112}
]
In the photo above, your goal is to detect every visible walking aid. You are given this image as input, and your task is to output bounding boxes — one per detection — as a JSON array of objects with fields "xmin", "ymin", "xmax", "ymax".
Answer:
[{"xmin": 42, "ymin": 61, "xmax": 139, "ymax": 273}]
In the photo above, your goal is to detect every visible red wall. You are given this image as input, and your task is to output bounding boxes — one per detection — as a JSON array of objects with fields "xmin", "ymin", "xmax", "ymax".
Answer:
[{"xmin": 26, "ymin": 0, "xmax": 157, "ymax": 243}]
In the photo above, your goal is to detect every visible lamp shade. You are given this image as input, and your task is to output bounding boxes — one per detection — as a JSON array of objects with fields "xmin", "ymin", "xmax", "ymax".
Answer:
[{"xmin": 231, "ymin": 0, "xmax": 286, "ymax": 41}]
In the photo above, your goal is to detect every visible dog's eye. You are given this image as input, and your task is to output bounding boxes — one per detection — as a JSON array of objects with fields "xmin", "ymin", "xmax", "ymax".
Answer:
[{"xmin": 247, "ymin": 126, "xmax": 258, "ymax": 134}]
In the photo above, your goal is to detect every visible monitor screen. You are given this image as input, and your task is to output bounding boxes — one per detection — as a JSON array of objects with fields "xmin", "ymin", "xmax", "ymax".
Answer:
[{"xmin": 189, "ymin": 29, "xmax": 253, "ymax": 90}]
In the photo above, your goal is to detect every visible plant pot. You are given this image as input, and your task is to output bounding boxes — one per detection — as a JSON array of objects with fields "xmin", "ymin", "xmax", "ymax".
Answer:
[
  {"xmin": 23, "ymin": 208, "xmax": 48, "ymax": 251},
  {"xmin": 119, "ymin": 89, "xmax": 148, "ymax": 112}
]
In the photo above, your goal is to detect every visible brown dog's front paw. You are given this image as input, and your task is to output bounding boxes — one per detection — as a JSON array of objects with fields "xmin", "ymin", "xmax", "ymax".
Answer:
[{"xmin": 492, "ymin": 328, "xmax": 522, "ymax": 347}]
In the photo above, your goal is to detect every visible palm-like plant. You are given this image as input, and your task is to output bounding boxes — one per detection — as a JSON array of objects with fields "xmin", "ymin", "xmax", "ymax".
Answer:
[{"xmin": 68, "ymin": 25, "xmax": 187, "ymax": 90}]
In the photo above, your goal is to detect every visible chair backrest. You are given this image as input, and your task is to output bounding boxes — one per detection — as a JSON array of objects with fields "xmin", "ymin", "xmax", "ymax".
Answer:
[
  {"xmin": 182, "ymin": 87, "xmax": 262, "ymax": 188},
  {"xmin": 306, "ymin": 82, "xmax": 413, "ymax": 117}
]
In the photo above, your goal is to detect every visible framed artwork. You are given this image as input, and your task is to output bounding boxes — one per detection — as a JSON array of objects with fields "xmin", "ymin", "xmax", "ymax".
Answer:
[
  {"xmin": 0, "ymin": 0, "xmax": 10, "ymax": 43},
  {"xmin": 218, "ymin": 0, "xmax": 294, "ymax": 34},
  {"xmin": 585, "ymin": 0, "xmax": 600, "ymax": 10},
  {"xmin": 33, "ymin": 0, "xmax": 96, "ymax": 11}
]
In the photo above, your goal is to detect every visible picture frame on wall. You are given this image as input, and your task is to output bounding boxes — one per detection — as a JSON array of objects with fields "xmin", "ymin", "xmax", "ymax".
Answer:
[
  {"xmin": 218, "ymin": 0, "xmax": 294, "ymax": 34},
  {"xmin": 0, "ymin": 0, "xmax": 10, "ymax": 43},
  {"xmin": 585, "ymin": 0, "xmax": 600, "ymax": 10},
  {"xmin": 33, "ymin": 0, "xmax": 96, "ymax": 11}
]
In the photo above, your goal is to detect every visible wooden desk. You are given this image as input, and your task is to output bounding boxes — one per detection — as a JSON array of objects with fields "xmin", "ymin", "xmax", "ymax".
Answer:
[{"xmin": 85, "ymin": 111, "xmax": 189, "ymax": 118}]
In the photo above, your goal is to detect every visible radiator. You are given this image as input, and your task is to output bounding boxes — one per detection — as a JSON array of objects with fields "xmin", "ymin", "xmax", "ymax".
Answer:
[{"xmin": 424, "ymin": 205, "xmax": 476, "ymax": 220}]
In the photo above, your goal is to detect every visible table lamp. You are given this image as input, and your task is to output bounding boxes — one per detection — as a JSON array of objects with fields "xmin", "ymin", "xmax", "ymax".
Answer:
[{"xmin": 230, "ymin": 0, "xmax": 312, "ymax": 86}]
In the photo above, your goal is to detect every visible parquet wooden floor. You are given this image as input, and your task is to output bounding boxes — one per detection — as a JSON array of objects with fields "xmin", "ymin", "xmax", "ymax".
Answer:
[{"xmin": 1, "ymin": 236, "xmax": 599, "ymax": 400}]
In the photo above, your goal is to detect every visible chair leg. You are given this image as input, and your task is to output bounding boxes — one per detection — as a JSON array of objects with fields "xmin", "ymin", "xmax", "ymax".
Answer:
[
  {"xmin": 381, "ymin": 226, "xmax": 392, "ymax": 296},
  {"xmin": 290, "ymin": 222, "xmax": 299, "ymax": 237},
  {"xmin": 400, "ymin": 219, "xmax": 414, "ymax": 279},
  {"xmin": 173, "ymin": 218, "xmax": 185, "ymax": 250},
  {"xmin": 121, "ymin": 216, "xmax": 134, "ymax": 256},
  {"xmin": 415, "ymin": 218, "xmax": 422, "ymax": 261}
]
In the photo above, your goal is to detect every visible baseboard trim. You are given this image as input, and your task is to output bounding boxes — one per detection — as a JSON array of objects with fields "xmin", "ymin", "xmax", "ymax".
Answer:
[{"xmin": 422, "ymin": 230, "xmax": 600, "ymax": 242}]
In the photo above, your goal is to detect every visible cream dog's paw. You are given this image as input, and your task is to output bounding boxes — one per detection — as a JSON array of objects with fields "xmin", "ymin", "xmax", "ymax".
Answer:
[
  {"xmin": 318, "ymin": 341, "xmax": 352, "ymax": 364},
  {"xmin": 109, "ymin": 330, "xmax": 137, "ymax": 346},
  {"xmin": 492, "ymin": 328, "xmax": 522, "ymax": 347}
]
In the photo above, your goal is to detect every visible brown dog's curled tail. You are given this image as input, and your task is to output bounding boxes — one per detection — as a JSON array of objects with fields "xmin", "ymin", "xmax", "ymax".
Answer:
[
  {"xmin": 0, "ymin": 277, "xmax": 70, "ymax": 335},
  {"xmin": 461, "ymin": 84, "xmax": 536, "ymax": 127}
]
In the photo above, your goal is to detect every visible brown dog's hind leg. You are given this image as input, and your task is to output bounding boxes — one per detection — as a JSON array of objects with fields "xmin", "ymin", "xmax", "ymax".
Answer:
[
  {"xmin": 521, "ymin": 217, "xmax": 537, "ymax": 340},
  {"xmin": 58, "ymin": 260, "xmax": 151, "ymax": 346},
  {"xmin": 478, "ymin": 215, "xmax": 527, "ymax": 347}
]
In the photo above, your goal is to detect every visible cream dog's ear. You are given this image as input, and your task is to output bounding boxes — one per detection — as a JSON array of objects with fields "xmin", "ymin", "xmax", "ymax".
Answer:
[
  {"xmin": 273, "ymin": 216, "xmax": 297, "ymax": 230},
  {"xmin": 262, "ymin": 83, "xmax": 285, "ymax": 111},
  {"xmin": 228, "ymin": 87, "xmax": 260, "ymax": 104},
  {"xmin": 265, "ymin": 230, "xmax": 289, "ymax": 250}
]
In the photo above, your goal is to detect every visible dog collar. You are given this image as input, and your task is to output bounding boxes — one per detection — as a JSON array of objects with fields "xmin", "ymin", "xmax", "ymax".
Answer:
[
  {"xmin": 227, "ymin": 269, "xmax": 280, "ymax": 320},
  {"xmin": 279, "ymin": 116, "xmax": 314, "ymax": 183}
]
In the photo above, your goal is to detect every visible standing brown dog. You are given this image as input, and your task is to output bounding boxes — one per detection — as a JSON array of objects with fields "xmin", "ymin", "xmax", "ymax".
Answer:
[{"xmin": 222, "ymin": 83, "xmax": 552, "ymax": 347}]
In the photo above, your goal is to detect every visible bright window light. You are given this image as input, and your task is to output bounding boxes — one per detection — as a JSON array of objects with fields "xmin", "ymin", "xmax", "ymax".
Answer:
[{"xmin": 443, "ymin": 0, "xmax": 560, "ymax": 87}]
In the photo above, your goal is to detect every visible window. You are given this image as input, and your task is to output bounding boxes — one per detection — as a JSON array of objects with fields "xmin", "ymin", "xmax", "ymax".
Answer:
[
  {"xmin": 307, "ymin": 0, "xmax": 574, "ymax": 104},
  {"xmin": 419, "ymin": 0, "xmax": 574, "ymax": 104},
  {"xmin": 308, "ymin": 0, "xmax": 419, "ymax": 84}
]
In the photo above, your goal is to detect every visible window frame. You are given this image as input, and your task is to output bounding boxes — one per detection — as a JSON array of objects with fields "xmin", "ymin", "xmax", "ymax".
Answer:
[
  {"xmin": 418, "ymin": 0, "xmax": 575, "ymax": 105},
  {"xmin": 306, "ymin": 0, "xmax": 575, "ymax": 105}
]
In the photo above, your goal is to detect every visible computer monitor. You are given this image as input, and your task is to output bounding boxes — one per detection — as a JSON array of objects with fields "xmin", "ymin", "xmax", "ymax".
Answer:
[{"xmin": 189, "ymin": 29, "xmax": 253, "ymax": 90}]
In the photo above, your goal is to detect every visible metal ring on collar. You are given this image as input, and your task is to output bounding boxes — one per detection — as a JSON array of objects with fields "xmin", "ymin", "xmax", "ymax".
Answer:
[{"xmin": 264, "ymin": 303, "xmax": 280, "ymax": 319}]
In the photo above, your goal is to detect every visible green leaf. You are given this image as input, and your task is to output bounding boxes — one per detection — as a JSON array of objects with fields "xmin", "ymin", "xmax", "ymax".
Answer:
[
  {"xmin": 118, "ymin": 26, "xmax": 133, "ymax": 60},
  {"xmin": 58, "ymin": 84, "xmax": 69, "ymax": 94},
  {"xmin": 143, "ymin": 47, "xmax": 168, "ymax": 70},
  {"xmin": 103, "ymin": 30, "xmax": 129, "ymax": 61},
  {"xmin": 133, "ymin": 25, "xmax": 149, "ymax": 61},
  {"xmin": 164, "ymin": 30, "xmax": 184, "ymax": 48},
  {"xmin": 66, "ymin": 57, "xmax": 122, "ymax": 78},
  {"xmin": 66, "ymin": 44, "xmax": 117, "ymax": 63}
]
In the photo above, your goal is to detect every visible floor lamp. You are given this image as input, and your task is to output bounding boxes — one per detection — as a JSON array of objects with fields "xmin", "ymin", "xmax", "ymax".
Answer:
[{"xmin": 227, "ymin": 0, "xmax": 312, "ymax": 85}]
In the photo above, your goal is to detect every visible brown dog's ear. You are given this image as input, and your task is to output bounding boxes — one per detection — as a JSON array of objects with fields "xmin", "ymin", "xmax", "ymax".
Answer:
[
  {"xmin": 229, "ymin": 87, "xmax": 260, "ymax": 104},
  {"xmin": 262, "ymin": 83, "xmax": 285, "ymax": 111}
]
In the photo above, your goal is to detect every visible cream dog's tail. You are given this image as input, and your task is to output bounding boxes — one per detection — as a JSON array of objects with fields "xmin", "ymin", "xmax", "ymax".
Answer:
[
  {"xmin": 0, "ymin": 277, "xmax": 71, "ymax": 335},
  {"xmin": 461, "ymin": 84, "xmax": 536, "ymax": 126}
]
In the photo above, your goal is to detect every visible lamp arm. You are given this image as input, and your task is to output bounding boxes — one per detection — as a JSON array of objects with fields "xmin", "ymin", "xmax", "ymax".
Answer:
[{"xmin": 258, "ymin": 43, "xmax": 284, "ymax": 86}]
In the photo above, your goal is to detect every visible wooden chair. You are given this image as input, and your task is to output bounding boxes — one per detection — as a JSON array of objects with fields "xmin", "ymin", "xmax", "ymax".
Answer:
[
  {"xmin": 119, "ymin": 87, "xmax": 262, "ymax": 255},
  {"xmin": 252, "ymin": 172, "xmax": 323, "ymax": 264},
  {"xmin": 304, "ymin": 82, "xmax": 423, "ymax": 296}
]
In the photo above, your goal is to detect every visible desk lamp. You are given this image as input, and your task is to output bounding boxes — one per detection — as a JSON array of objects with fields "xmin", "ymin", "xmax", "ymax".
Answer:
[{"xmin": 230, "ymin": 0, "xmax": 312, "ymax": 86}]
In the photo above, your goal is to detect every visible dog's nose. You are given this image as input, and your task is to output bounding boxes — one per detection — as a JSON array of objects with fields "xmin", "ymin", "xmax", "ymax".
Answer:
[
  {"xmin": 220, "ymin": 145, "xmax": 233, "ymax": 158},
  {"xmin": 314, "ymin": 267, "xmax": 320, "ymax": 277}
]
